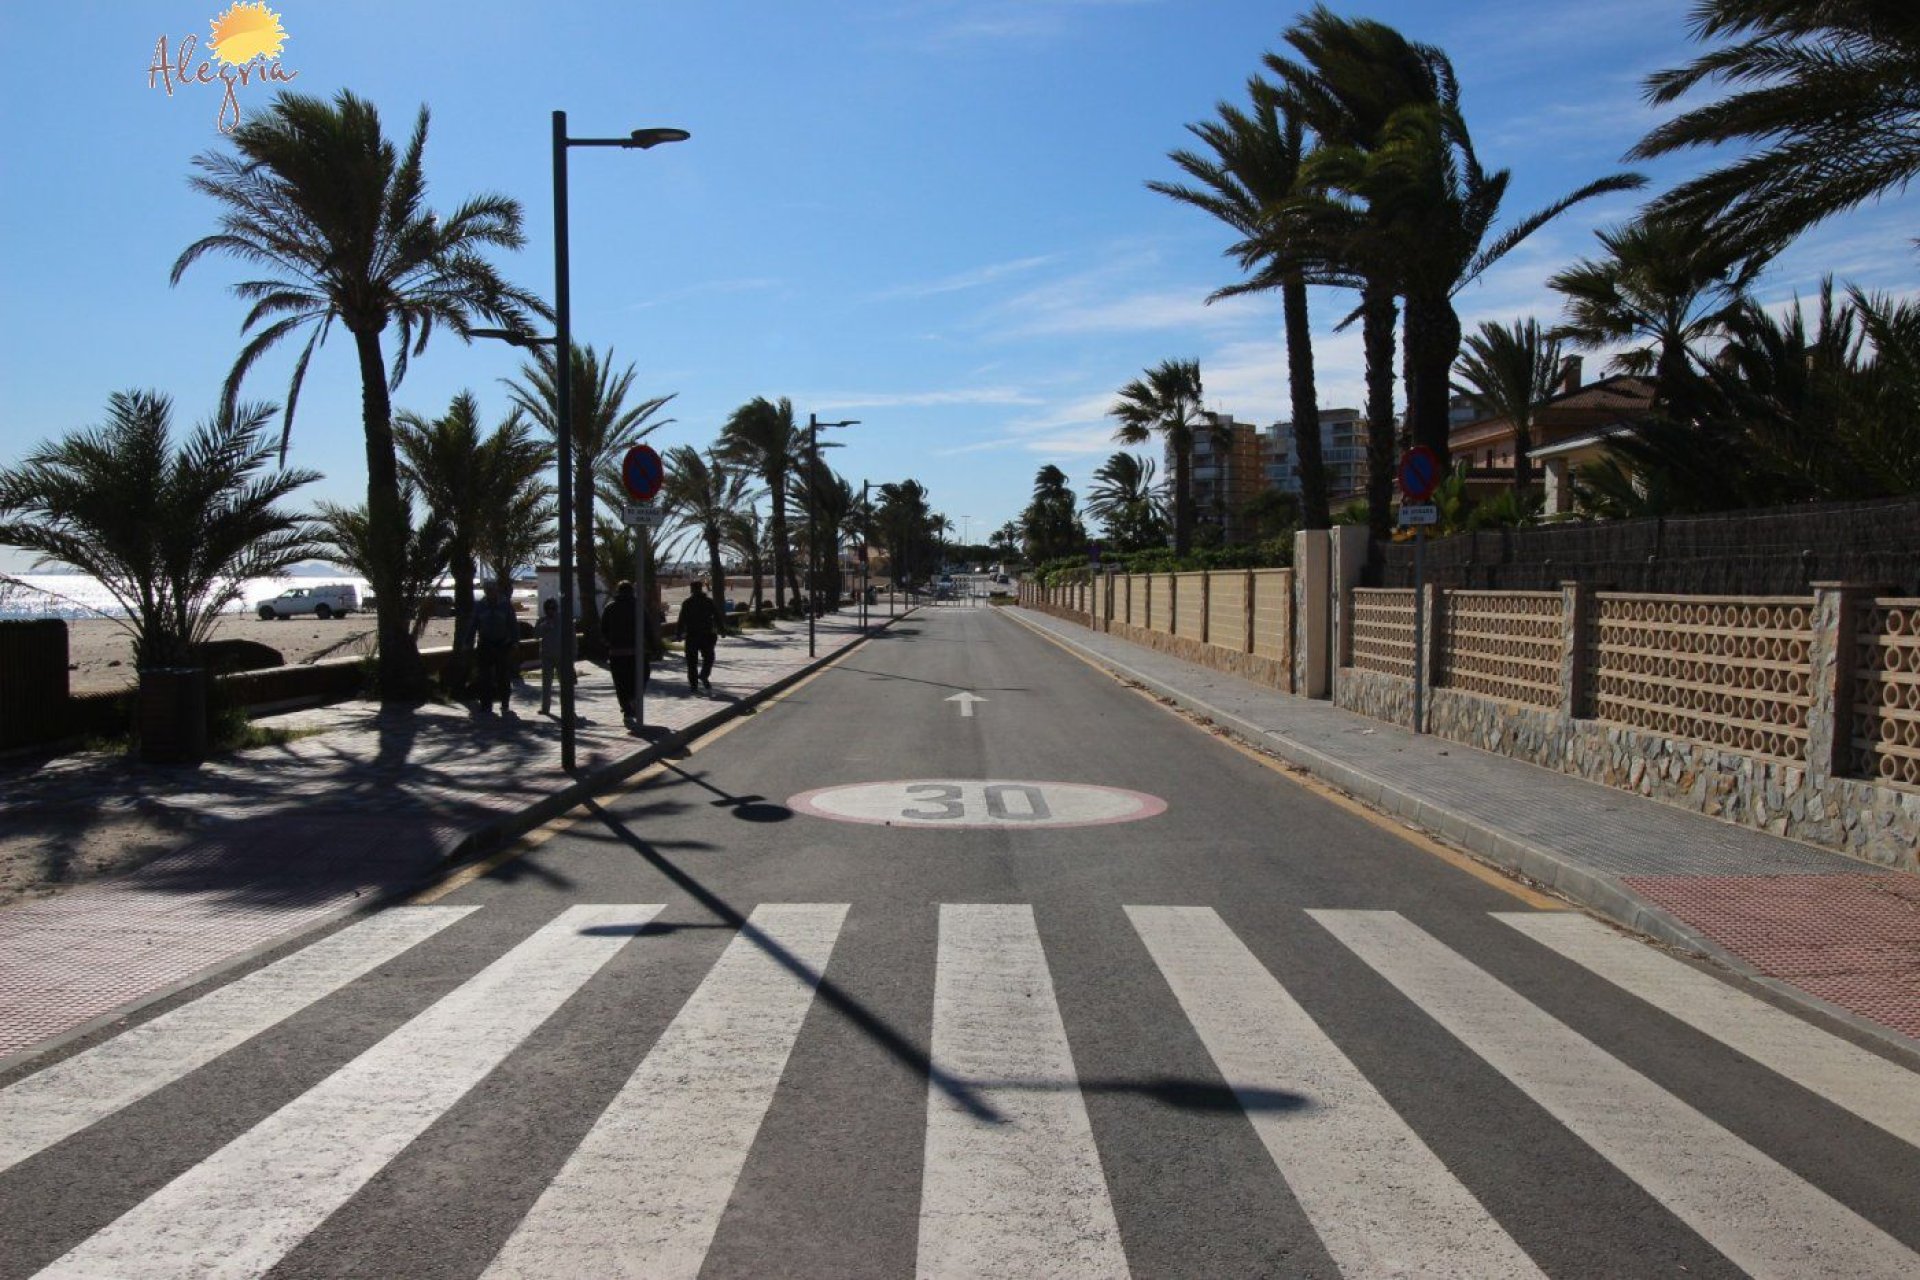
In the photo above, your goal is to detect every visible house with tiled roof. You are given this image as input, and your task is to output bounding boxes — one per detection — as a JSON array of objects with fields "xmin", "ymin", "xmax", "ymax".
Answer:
[{"xmin": 1449, "ymin": 357, "xmax": 1655, "ymax": 513}]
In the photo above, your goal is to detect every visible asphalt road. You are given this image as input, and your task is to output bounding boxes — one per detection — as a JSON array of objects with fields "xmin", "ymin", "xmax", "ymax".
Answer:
[{"xmin": 4, "ymin": 605, "xmax": 1918, "ymax": 1278}]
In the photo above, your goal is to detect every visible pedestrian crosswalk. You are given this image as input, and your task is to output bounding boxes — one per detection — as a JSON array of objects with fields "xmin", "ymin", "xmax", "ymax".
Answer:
[{"xmin": 5, "ymin": 900, "xmax": 1918, "ymax": 1279}]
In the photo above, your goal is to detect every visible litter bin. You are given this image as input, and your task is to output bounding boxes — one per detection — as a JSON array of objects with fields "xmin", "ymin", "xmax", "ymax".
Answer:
[{"xmin": 139, "ymin": 666, "xmax": 209, "ymax": 764}]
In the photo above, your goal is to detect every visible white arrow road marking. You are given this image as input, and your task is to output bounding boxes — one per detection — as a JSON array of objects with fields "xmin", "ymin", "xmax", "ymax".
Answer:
[{"xmin": 945, "ymin": 691, "xmax": 988, "ymax": 717}]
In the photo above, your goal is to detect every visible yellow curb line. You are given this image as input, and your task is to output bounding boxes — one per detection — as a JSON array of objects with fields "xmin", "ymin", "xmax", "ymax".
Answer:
[
  {"xmin": 1003, "ymin": 609, "xmax": 1565, "ymax": 911},
  {"xmin": 409, "ymin": 633, "xmax": 880, "ymax": 905}
]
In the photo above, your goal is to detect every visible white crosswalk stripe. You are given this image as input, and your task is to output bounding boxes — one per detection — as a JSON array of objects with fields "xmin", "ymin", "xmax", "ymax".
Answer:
[
  {"xmin": 1128, "ymin": 905, "xmax": 1543, "ymax": 1278},
  {"xmin": 1312, "ymin": 909, "xmax": 1920, "ymax": 1280},
  {"xmin": 917, "ymin": 903, "xmax": 1130, "ymax": 1280},
  {"xmin": 0, "ymin": 905, "xmax": 475, "ymax": 1174},
  {"xmin": 1497, "ymin": 911, "xmax": 1920, "ymax": 1149},
  {"xmin": 35, "ymin": 903, "xmax": 662, "ymax": 1280},
  {"xmin": 483, "ymin": 903, "xmax": 849, "ymax": 1280}
]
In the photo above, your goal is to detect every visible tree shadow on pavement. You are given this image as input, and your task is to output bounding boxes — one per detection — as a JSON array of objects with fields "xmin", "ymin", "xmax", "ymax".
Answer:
[{"xmin": 661, "ymin": 763, "xmax": 792, "ymax": 822}]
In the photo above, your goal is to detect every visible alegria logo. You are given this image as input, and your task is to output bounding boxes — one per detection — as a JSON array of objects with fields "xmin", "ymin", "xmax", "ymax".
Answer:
[{"xmin": 148, "ymin": 3, "xmax": 300, "ymax": 134}]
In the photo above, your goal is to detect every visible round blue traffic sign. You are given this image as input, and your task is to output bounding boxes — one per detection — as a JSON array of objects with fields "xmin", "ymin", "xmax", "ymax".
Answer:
[
  {"xmin": 621, "ymin": 444, "xmax": 664, "ymax": 502},
  {"xmin": 1398, "ymin": 446, "xmax": 1441, "ymax": 502}
]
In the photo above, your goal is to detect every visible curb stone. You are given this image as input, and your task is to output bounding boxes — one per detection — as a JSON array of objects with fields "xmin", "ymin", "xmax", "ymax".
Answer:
[{"xmin": 1004, "ymin": 608, "xmax": 1920, "ymax": 1064}]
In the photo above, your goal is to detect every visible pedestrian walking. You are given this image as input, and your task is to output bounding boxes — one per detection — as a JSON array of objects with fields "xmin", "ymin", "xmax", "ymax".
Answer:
[
  {"xmin": 678, "ymin": 578, "xmax": 722, "ymax": 693},
  {"xmin": 535, "ymin": 597, "xmax": 566, "ymax": 716},
  {"xmin": 602, "ymin": 580, "xmax": 640, "ymax": 724},
  {"xmin": 469, "ymin": 582, "xmax": 519, "ymax": 717}
]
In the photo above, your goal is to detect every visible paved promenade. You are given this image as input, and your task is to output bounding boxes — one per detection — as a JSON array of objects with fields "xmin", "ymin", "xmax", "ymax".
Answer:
[
  {"xmin": 1011, "ymin": 606, "xmax": 1920, "ymax": 1051},
  {"xmin": 0, "ymin": 611, "xmax": 902, "ymax": 1064}
]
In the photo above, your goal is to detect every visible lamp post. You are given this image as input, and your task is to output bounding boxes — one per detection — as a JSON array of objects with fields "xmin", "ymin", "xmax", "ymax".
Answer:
[
  {"xmin": 478, "ymin": 113, "xmax": 686, "ymax": 774},
  {"xmin": 806, "ymin": 413, "xmax": 858, "ymax": 657},
  {"xmin": 859, "ymin": 479, "xmax": 870, "ymax": 630}
]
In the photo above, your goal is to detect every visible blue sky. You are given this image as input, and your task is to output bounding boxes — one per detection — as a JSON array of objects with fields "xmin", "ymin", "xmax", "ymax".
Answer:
[{"xmin": 2, "ymin": 0, "xmax": 1915, "ymax": 572}]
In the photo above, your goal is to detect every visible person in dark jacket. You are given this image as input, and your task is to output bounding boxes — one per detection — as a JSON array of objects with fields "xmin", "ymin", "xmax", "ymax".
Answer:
[
  {"xmin": 469, "ymin": 582, "xmax": 519, "ymax": 716},
  {"xmin": 601, "ymin": 580, "xmax": 639, "ymax": 723},
  {"xmin": 678, "ymin": 579, "xmax": 722, "ymax": 693}
]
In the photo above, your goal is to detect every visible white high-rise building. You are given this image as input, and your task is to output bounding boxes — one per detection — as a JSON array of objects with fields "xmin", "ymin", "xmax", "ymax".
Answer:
[{"xmin": 1266, "ymin": 410, "xmax": 1370, "ymax": 503}]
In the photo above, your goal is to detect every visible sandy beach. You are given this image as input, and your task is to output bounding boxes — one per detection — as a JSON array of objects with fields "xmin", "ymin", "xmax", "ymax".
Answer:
[{"xmin": 61, "ymin": 614, "xmax": 462, "ymax": 694}]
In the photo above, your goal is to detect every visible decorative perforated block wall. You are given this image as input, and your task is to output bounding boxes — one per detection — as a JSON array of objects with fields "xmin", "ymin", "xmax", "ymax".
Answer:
[
  {"xmin": 1252, "ymin": 570, "xmax": 1291, "ymax": 663},
  {"xmin": 1591, "ymin": 594, "xmax": 1813, "ymax": 761},
  {"xmin": 1438, "ymin": 591, "xmax": 1562, "ymax": 709},
  {"xmin": 1853, "ymin": 598, "xmax": 1920, "ymax": 789},
  {"xmin": 1351, "ymin": 589, "xmax": 1417, "ymax": 679},
  {"xmin": 1209, "ymin": 573, "xmax": 1246, "ymax": 650}
]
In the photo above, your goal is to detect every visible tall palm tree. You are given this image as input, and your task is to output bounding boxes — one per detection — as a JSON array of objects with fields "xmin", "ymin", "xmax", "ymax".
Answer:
[
  {"xmin": 397, "ymin": 391, "xmax": 545, "ymax": 672},
  {"xmin": 1021, "ymin": 465, "xmax": 1086, "ymax": 563},
  {"xmin": 1263, "ymin": 7, "xmax": 1456, "ymax": 541},
  {"xmin": 506, "ymin": 343, "xmax": 674, "ymax": 655},
  {"xmin": 1548, "ymin": 215, "xmax": 1761, "ymax": 408},
  {"xmin": 1083, "ymin": 452, "xmax": 1168, "ymax": 552},
  {"xmin": 721, "ymin": 507, "xmax": 769, "ymax": 609},
  {"xmin": 662, "ymin": 445, "xmax": 757, "ymax": 623},
  {"xmin": 1109, "ymin": 360, "xmax": 1206, "ymax": 554},
  {"xmin": 796, "ymin": 459, "xmax": 857, "ymax": 608},
  {"xmin": 876, "ymin": 480, "xmax": 937, "ymax": 586},
  {"xmin": 718, "ymin": 397, "xmax": 802, "ymax": 611},
  {"xmin": 0, "ymin": 391, "xmax": 319, "ymax": 670},
  {"xmin": 479, "ymin": 472, "xmax": 555, "ymax": 599},
  {"xmin": 1452, "ymin": 319, "xmax": 1565, "ymax": 493},
  {"xmin": 1328, "ymin": 102, "xmax": 1641, "ymax": 467},
  {"xmin": 1150, "ymin": 88, "xmax": 1332, "ymax": 531},
  {"xmin": 173, "ymin": 90, "xmax": 543, "ymax": 700},
  {"xmin": 1631, "ymin": 0, "xmax": 1920, "ymax": 257}
]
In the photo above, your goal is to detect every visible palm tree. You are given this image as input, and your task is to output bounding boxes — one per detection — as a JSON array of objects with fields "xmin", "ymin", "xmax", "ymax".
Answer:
[
  {"xmin": 1631, "ymin": 0, "xmax": 1920, "ymax": 257},
  {"xmin": 1549, "ymin": 216, "xmax": 1761, "ymax": 409},
  {"xmin": 1331, "ymin": 102, "xmax": 1641, "ymax": 467},
  {"xmin": 397, "ymin": 391, "xmax": 546, "ymax": 678},
  {"xmin": 722, "ymin": 508, "xmax": 769, "ymax": 609},
  {"xmin": 173, "ymin": 90, "xmax": 544, "ymax": 700},
  {"xmin": 0, "ymin": 391, "xmax": 319, "ymax": 670},
  {"xmin": 1084, "ymin": 452, "xmax": 1168, "ymax": 552},
  {"xmin": 1452, "ymin": 319, "xmax": 1564, "ymax": 493},
  {"xmin": 506, "ymin": 344, "xmax": 674, "ymax": 656},
  {"xmin": 718, "ymin": 397, "xmax": 802, "ymax": 610},
  {"xmin": 1109, "ymin": 360, "xmax": 1206, "ymax": 554},
  {"xmin": 796, "ymin": 459, "xmax": 856, "ymax": 608},
  {"xmin": 479, "ymin": 472, "xmax": 555, "ymax": 600},
  {"xmin": 1150, "ymin": 88, "xmax": 1333, "ymax": 531},
  {"xmin": 1021, "ymin": 465, "xmax": 1086, "ymax": 563},
  {"xmin": 876, "ymin": 480, "xmax": 937, "ymax": 587},
  {"xmin": 1263, "ymin": 8, "xmax": 1456, "ymax": 541},
  {"xmin": 662, "ymin": 445, "xmax": 756, "ymax": 624}
]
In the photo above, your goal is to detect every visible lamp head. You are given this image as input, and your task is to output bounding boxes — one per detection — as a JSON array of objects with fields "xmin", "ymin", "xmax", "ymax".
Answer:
[{"xmin": 626, "ymin": 127, "xmax": 691, "ymax": 149}]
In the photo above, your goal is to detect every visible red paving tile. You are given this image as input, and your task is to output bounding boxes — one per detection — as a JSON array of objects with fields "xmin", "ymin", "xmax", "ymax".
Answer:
[{"xmin": 1622, "ymin": 872, "xmax": 1920, "ymax": 1039}]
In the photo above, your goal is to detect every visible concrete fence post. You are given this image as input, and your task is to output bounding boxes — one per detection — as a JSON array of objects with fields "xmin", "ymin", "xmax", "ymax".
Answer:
[
  {"xmin": 1169, "ymin": 572, "xmax": 1179, "ymax": 639},
  {"xmin": 1244, "ymin": 568, "xmax": 1256, "ymax": 655},
  {"xmin": 1200, "ymin": 571, "xmax": 1212, "ymax": 646},
  {"xmin": 1809, "ymin": 583, "xmax": 1870, "ymax": 784},
  {"xmin": 1292, "ymin": 531, "xmax": 1330, "ymax": 698},
  {"xmin": 1560, "ymin": 580, "xmax": 1593, "ymax": 724},
  {"xmin": 1419, "ymin": 583, "xmax": 1442, "ymax": 733}
]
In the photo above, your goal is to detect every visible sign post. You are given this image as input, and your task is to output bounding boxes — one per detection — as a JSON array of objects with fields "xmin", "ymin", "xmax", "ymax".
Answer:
[
  {"xmin": 620, "ymin": 444, "xmax": 665, "ymax": 729},
  {"xmin": 1398, "ymin": 446, "xmax": 1442, "ymax": 735}
]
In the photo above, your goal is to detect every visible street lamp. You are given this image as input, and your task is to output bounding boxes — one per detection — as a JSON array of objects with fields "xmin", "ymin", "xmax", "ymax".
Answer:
[
  {"xmin": 806, "ymin": 413, "xmax": 858, "ymax": 657},
  {"xmin": 478, "ymin": 112, "xmax": 687, "ymax": 774}
]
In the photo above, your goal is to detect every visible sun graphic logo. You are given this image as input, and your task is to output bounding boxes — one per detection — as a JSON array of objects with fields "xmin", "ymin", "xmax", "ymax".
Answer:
[{"xmin": 207, "ymin": 2, "xmax": 288, "ymax": 65}]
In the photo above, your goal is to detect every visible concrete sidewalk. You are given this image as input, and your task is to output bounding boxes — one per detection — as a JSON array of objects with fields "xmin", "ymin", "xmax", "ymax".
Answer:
[
  {"xmin": 1010, "ymin": 606, "xmax": 1920, "ymax": 1054},
  {"xmin": 0, "ymin": 610, "xmax": 906, "ymax": 1067}
]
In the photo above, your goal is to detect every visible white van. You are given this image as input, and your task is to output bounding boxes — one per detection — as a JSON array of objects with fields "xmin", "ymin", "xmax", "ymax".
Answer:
[{"xmin": 256, "ymin": 583, "xmax": 359, "ymax": 620}]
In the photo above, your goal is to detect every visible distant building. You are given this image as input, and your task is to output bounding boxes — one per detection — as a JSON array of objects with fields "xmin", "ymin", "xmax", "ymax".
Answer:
[
  {"xmin": 1266, "ymin": 408, "xmax": 1371, "ymax": 505},
  {"xmin": 1176, "ymin": 411, "xmax": 1266, "ymax": 543},
  {"xmin": 1448, "ymin": 357, "xmax": 1654, "ymax": 513}
]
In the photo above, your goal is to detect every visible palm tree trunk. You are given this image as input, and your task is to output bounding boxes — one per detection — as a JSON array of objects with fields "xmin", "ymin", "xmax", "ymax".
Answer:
[
  {"xmin": 352, "ymin": 327, "xmax": 425, "ymax": 702},
  {"xmin": 1405, "ymin": 291, "xmax": 1459, "ymax": 472},
  {"xmin": 1362, "ymin": 282, "xmax": 1399, "ymax": 545},
  {"xmin": 1171, "ymin": 429, "xmax": 1193, "ymax": 556},
  {"xmin": 571, "ymin": 462, "xmax": 602, "ymax": 659},
  {"xmin": 769, "ymin": 472, "xmax": 789, "ymax": 610},
  {"xmin": 1513, "ymin": 421, "xmax": 1534, "ymax": 493},
  {"xmin": 1282, "ymin": 275, "xmax": 1331, "ymax": 531},
  {"xmin": 448, "ymin": 542, "xmax": 476, "ymax": 693},
  {"xmin": 707, "ymin": 529, "xmax": 727, "ymax": 632}
]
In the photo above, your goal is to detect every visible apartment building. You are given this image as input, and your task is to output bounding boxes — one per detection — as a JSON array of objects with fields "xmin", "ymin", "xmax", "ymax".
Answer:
[
  {"xmin": 1173, "ymin": 411, "xmax": 1266, "ymax": 543},
  {"xmin": 1266, "ymin": 408, "xmax": 1370, "ymax": 505}
]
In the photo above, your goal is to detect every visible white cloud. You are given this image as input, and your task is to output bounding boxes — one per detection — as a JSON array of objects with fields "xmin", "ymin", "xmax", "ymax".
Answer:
[
  {"xmin": 804, "ymin": 385, "xmax": 1043, "ymax": 409},
  {"xmin": 627, "ymin": 277, "xmax": 780, "ymax": 309},
  {"xmin": 867, "ymin": 254, "xmax": 1057, "ymax": 301}
]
